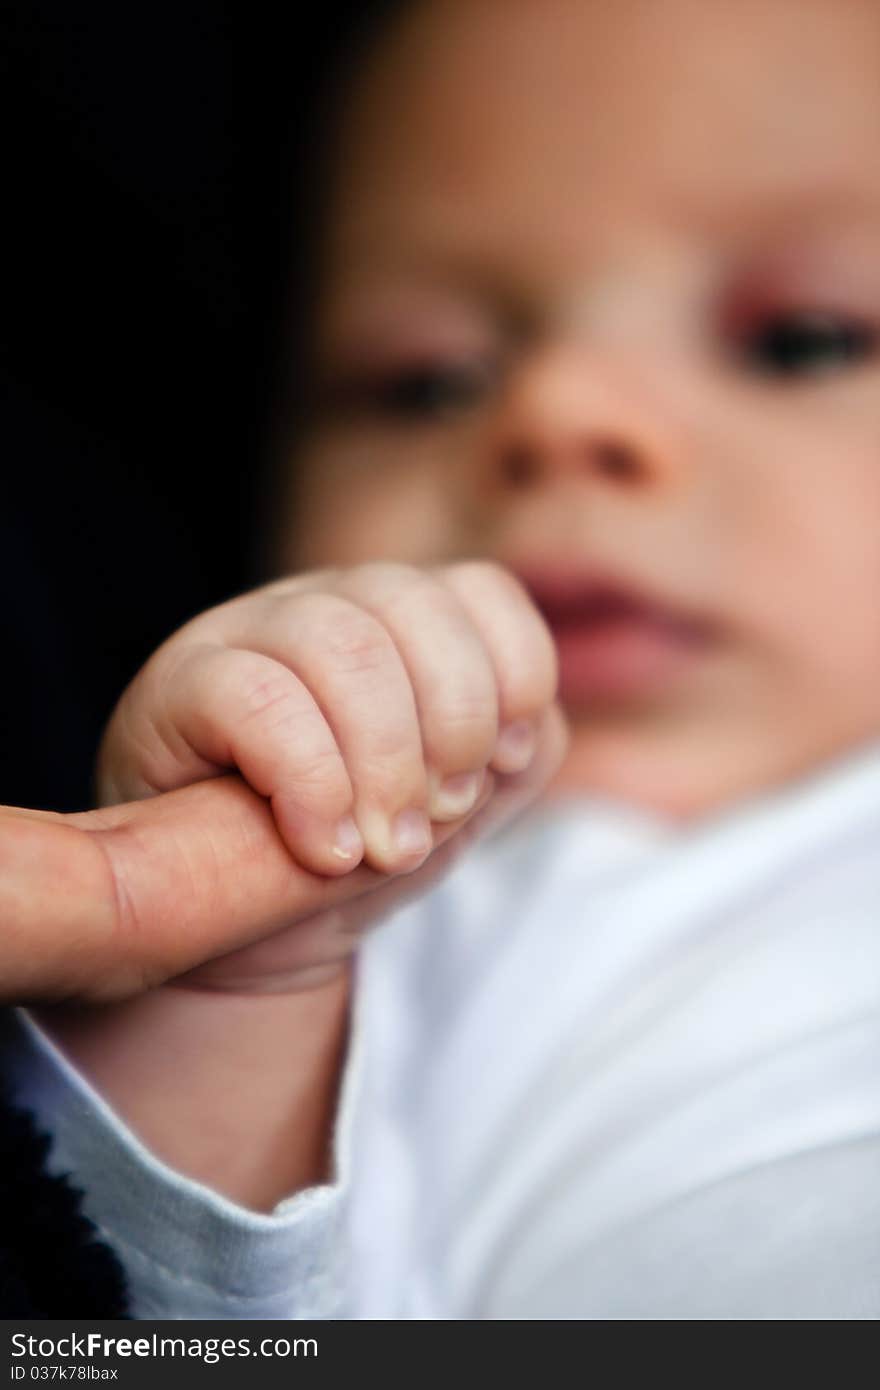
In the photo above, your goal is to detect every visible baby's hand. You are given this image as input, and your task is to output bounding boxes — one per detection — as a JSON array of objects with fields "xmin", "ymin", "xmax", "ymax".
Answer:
[{"xmin": 98, "ymin": 562, "xmax": 559, "ymax": 880}]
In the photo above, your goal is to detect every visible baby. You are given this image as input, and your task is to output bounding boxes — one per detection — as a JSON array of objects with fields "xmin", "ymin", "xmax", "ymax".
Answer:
[{"xmin": 21, "ymin": 0, "xmax": 880, "ymax": 1318}]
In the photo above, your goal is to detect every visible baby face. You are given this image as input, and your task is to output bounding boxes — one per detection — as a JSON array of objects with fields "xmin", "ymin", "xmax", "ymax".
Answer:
[{"xmin": 278, "ymin": 0, "xmax": 880, "ymax": 818}]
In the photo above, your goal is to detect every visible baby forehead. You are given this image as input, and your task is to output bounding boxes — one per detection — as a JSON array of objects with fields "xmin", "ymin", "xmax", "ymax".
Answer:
[{"xmin": 334, "ymin": 0, "xmax": 880, "ymax": 234}]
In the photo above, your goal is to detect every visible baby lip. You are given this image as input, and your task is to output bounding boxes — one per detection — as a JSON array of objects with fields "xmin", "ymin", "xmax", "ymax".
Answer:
[{"xmin": 512, "ymin": 565, "xmax": 715, "ymax": 642}]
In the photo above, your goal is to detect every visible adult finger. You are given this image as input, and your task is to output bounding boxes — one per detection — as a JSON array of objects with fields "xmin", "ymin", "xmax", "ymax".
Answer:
[{"xmin": 175, "ymin": 702, "xmax": 570, "ymax": 994}]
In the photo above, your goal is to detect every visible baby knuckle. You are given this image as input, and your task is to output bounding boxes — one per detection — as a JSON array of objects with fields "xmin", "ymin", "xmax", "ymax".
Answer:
[
  {"xmin": 440, "ymin": 557, "xmax": 506, "ymax": 590},
  {"xmin": 520, "ymin": 615, "xmax": 560, "ymax": 693},
  {"xmin": 285, "ymin": 746, "xmax": 350, "ymax": 797},
  {"xmin": 535, "ymin": 630, "xmax": 561, "ymax": 701},
  {"xmin": 277, "ymin": 591, "xmax": 398, "ymax": 676},
  {"xmin": 346, "ymin": 560, "xmax": 422, "ymax": 589},
  {"xmin": 334, "ymin": 562, "xmax": 444, "ymax": 625},
  {"xmin": 504, "ymin": 650, "xmax": 558, "ymax": 715},
  {"xmin": 234, "ymin": 662, "xmax": 298, "ymax": 726},
  {"xmin": 321, "ymin": 609, "xmax": 398, "ymax": 675},
  {"xmin": 429, "ymin": 680, "xmax": 497, "ymax": 738},
  {"xmin": 357, "ymin": 748, "xmax": 424, "ymax": 803}
]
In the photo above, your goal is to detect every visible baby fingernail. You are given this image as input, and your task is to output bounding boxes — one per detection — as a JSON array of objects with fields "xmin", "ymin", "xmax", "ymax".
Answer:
[
  {"xmin": 429, "ymin": 769, "xmax": 483, "ymax": 821},
  {"xmin": 493, "ymin": 719, "xmax": 536, "ymax": 771},
  {"xmin": 391, "ymin": 807, "xmax": 432, "ymax": 858},
  {"xmin": 332, "ymin": 815, "xmax": 363, "ymax": 861}
]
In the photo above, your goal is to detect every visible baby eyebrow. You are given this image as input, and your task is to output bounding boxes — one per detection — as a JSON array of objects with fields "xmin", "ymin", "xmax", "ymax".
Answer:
[{"xmin": 699, "ymin": 183, "xmax": 880, "ymax": 238}]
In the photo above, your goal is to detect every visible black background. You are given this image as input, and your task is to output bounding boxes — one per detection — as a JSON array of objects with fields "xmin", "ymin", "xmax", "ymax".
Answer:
[{"xmin": 1, "ymin": 1, "xmax": 379, "ymax": 811}]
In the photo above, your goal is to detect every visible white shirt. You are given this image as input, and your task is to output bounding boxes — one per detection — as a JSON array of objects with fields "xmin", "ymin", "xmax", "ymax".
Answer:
[
  {"xmin": 4, "ymin": 742, "xmax": 880, "ymax": 1319},
  {"xmin": 1, "ymin": 1005, "xmax": 350, "ymax": 1318},
  {"xmin": 345, "ymin": 742, "xmax": 880, "ymax": 1318}
]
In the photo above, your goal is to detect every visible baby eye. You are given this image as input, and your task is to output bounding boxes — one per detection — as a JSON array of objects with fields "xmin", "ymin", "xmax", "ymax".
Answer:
[
  {"xmin": 323, "ymin": 359, "xmax": 499, "ymax": 423},
  {"xmin": 374, "ymin": 360, "xmax": 501, "ymax": 420},
  {"xmin": 740, "ymin": 311, "xmax": 877, "ymax": 379}
]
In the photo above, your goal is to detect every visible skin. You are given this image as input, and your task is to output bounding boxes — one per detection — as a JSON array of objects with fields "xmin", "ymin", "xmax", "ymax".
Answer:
[
  {"xmin": 95, "ymin": 562, "xmax": 559, "ymax": 887},
  {"xmin": 279, "ymin": 0, "xmax": 880, "ymax": 820},
  {"xmin": 19, "ymin": 724, "xmax": 565, "ymax": 1208},
  {"xmin": 25, "ymin": 0, "xmax": 880, "ymax": 1209},
  {"xmin": 12, "ymin": 723, "xmax": 562, "ymax": 1207}
]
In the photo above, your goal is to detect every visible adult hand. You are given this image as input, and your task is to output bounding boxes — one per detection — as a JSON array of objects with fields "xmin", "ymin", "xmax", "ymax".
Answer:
[{"xmin": 1, "ymin": 703, "xmax": 567, "ymax": 1004}]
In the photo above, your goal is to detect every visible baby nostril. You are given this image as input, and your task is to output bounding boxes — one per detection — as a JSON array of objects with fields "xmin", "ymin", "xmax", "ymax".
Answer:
[
  {"xmin": 500, "ymin": 444, "xmax": 541, "ymax": 487},
  {"xmin": 592, "ymin": 439, "xmax": 643, "ymax": 483},
  {"xmin": 498, "ymin": 438, "xmax": 644, "ymax": 486}
]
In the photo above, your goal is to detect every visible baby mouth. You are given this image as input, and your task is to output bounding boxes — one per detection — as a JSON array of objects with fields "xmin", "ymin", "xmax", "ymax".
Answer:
[{"xmin": 514, "ymin": 568, "xmax": 716, "ymax": 704}]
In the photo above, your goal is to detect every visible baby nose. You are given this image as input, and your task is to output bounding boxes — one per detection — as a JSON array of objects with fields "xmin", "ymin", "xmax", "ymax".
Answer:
[
  {"xmin": 499, "ymin": 436, "xmax": 646, "ymax": 488},
  {"xmin": 486, "ymin": 345, "xmax": 679, "ymax": 493}
]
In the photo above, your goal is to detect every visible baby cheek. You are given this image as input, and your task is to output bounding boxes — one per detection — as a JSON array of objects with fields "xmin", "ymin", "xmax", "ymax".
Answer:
[
  {"xmin": 771, "ymin": 516, "xmax": 880, "ymax": 713},
  {"xmin": 280, "ymin": 434, "xmax": 467, "ymax": 571},
  {"xmin": 729, "ymin": 407, "xmax": 880, "ymax": 630}
]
